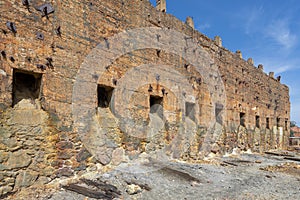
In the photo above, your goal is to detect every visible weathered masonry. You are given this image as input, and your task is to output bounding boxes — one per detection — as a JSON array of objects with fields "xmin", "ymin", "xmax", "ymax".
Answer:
[{"xmin": 0, "ymin": 0, "xmax": 290, "ymax": 195}]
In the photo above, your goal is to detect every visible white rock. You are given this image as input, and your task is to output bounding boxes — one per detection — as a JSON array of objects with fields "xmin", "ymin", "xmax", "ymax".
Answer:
[
  {"xmin": 126, "ymin": 184, "xmax": 142, "ymax": 195},
  {"xmin": 0, "ymin": 69, "xmax": 6, "ymax": 76}
]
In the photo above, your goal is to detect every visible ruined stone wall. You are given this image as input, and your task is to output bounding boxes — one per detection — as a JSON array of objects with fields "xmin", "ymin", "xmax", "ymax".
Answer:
[{"xmin": 0, "ymin": 0, "xmax": 290, "ymax": 196}]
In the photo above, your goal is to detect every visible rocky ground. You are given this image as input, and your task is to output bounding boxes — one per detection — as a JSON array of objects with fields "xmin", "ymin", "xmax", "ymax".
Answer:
[{"xmin": 4, "ymin": 150, "xmax": 300, "ymax": 200}]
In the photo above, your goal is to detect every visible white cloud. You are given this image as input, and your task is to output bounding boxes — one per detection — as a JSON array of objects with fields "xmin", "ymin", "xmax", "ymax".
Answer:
[
  {"xmin": 244, "ymin": 6, "xmax": 264, "ymax": 34},
  {"xmin": 247, "ymin": 18, "xmax": 300, "ymax": 74},
  {"xmin": 255, "ymin": 56, "xmax": 300, "ymax": 74},
  {"xmin": 196, "ymin": 23, "xmax": 210, "ymax": 32},
  {"xmin": 274, "ymin": 65, "xmax": 292, "ymax": 74},
  {"xmin": 239, "ymin": 5, "xmax": 298, "ymax": 51},
  {"xmin": 254, "ymin": 57, "xmax": 292, "ymax": 74},
  {"xmin": 265, "ymin": 19, "xmax": 297, "ymax": 50}
]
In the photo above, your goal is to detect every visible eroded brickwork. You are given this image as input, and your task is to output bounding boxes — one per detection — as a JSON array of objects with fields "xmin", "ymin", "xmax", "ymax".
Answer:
[{"xmin": 0, "ymin": 0, "xmax": 290, "ymax": 196}]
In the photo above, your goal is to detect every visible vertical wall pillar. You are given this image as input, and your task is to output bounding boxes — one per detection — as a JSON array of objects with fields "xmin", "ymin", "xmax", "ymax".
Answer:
[
  {"xmin": 185, "ymin": 17, "xmax": 194, "ymax": 29},
  {"xmin": 272, "ymin": 125, "xmax": 277, "ymax": 149},
  {"xmin": 278, "ymin": 127, "xmax": 283, "ymax": 148},
  {"xmin": 214, "ymin": 36, "xmax": 222, "ymax": 47},
  {"xmin": 156, "ymin": 0, "xmax": 166, "ymax": 12},
  {"xmin": 247, "ymin": 58, "xmax": 254, "ymax": 65},
  {"xmin": 235, "ymin": 50, "xmax": 242, "ymax": 59}
]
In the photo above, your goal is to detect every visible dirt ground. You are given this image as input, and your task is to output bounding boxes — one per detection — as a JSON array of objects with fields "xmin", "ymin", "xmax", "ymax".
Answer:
[{"xmin": 5, "ymin": 151, "xmax": 300, "ymax": 200}]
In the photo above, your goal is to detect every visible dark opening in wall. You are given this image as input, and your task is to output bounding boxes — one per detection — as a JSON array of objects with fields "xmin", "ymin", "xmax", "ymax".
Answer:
[
  {"xmin": 186, "ymin": 102, "xmax": 196, "ymax": 122},
  {"xmin": 12, "ymin": 69, "xmax": 42, "ymax": 106},
  {"xmin": 285, "ymin": 119, "xmax": 288, "ymax": 131},
  {"xmin": 215, "ymin": 103, "xmax": 223, "ymax": 124},
  {"xmin": 240, "ymin": 112, "xmax": 246, "ymax": 127},
  {"xmin": 276, "ymin": 117, "xmax": 280, "ymax": 128},
  {"xmin": 150, "ymin": 95, "xmax": 163, "ymax": 119},
  {"xmin": 255, "ymin": 115, "xmax": 260, "ymax": 128},
  {"xmin": 266, "ymin": 117, "xmax": 270, "ymax": 129},
  {"xmin": 97, "ymin": 85, "xmax": 114, "ymax": 108}
]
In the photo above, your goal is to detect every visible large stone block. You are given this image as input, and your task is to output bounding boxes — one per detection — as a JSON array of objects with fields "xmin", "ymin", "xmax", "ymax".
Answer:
[
  {"xmin": 15, "ymin": 170, "xmax": 39, "ymax": 188},
  {"xmin": 6, "ymin": 151, "xmax": 32, "ymax": 170},
  {"xmin": 0, "ymin": 186, "xmax": 13, "ymax": 197}
]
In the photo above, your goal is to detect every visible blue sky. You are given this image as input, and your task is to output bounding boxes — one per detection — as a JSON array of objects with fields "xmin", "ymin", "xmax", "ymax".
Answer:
[{"xmin": 150, "ymin": 0, "xmax": 300, "ymax": 124}]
